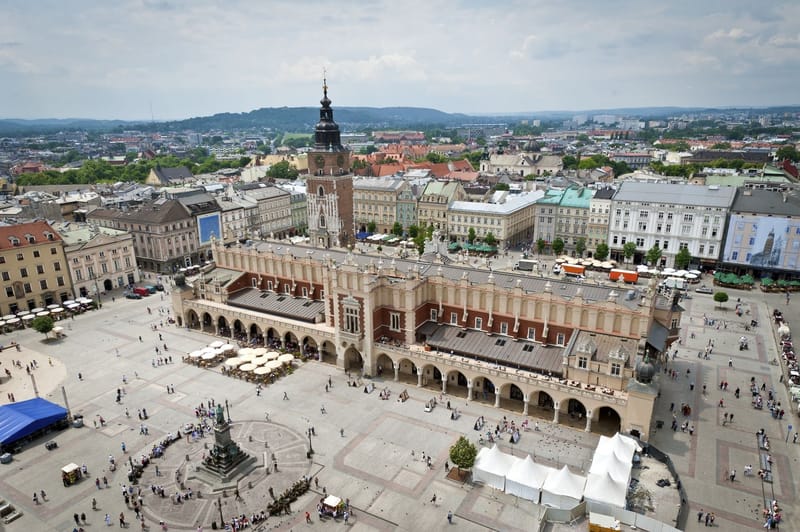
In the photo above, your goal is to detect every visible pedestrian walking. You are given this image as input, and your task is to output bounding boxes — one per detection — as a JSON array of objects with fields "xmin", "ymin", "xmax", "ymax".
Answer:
[
  {"xmin": 105, "ymin": 513, "xmax": 112, "ymax": 526},
  {"xmin": 92, "ymin": 498, "xmax": 97, "ymax": 510},
  {"xmin": 729, "ymin": 413, "xmax": 734, "ymax": 423},
  {"xmin": 120, "ymin": 512, "xmax": 126, "ymax": 527},
  {"xmin": 793, "ymin": 432, "xmax": 798, "ymax": 444},
  {"xmin": 33, "ymin": 493, "xmax": 39, "ymax": 504},
  {"xmin": 697, "ymin": 509, "xmax": 704, "ymax": 522},
  {"xmin": 728, "ymin": 357, "xmax": 733, "ymax": 367},
  {"xmin": 329, "ymin": 375, "xmax": 332, "ymax": 387},
  {"xmin": 283, "ymin": 392, "xmax": 288, "ymax": 400},
  {"xmin": 430, "ymin": 493, "xmax": 437, "ymax": 504},
  {"xmin": 340, "ymin": 428, "xmax": 344, "ymax": 437},
  {"xmin": 447, "ymin": 510, "xmax": 453, "ymax": 524},
  {"xmin": 74, "ymin": 513, "xmax": 80, "ymax": 525},
  {"xmin": 81, "ymin": 512, "xmax": 87, "ymax": 523},
  {"xmin": 40, "ymin": 489, "xmax": 46, "ymax": 501},
  {"xmin": 305, "ymin": 511, "xmax": 311, "ymax": 523}
]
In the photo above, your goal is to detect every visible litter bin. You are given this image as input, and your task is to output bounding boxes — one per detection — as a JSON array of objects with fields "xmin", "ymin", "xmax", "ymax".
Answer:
[{"xmin": 656, "ymin": 420, "xmax": 664, "ymax": 429}]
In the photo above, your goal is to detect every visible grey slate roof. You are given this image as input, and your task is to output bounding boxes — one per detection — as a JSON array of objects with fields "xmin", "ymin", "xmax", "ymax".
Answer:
[
  {"xmin": 152, "ymin": 166, "xmax": 193, "ymax": 184},
  {"xmin": 248, "ymin": 243, "xmax": 642, "ymax": 310},
  {"xmin": 730, "ymin": 188, "xmax": 800, "ymax": 216},
  {"xmin": 421, "ymin": 323, "xmax": 564, "ymax": 375},
  {"xmin": 613, "ymin": 182, "xmax": 736, "ymax": 208},
  {"xmin": 227, "ymin": 287, "xmax": 325, "ymax": 323}
]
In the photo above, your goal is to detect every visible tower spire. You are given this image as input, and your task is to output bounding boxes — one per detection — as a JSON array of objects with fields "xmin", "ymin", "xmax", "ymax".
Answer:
[{"xmin": 323, "ymin": 68, "xmax": 328, "ymax": 100}]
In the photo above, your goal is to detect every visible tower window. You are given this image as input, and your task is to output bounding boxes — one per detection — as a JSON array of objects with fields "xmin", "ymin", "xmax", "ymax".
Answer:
[{"xmin": 318, "ymin": 186, "xmax": 324, "ymax": 197}]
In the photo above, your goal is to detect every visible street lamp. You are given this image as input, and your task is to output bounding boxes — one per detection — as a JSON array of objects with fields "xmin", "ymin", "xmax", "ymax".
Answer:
[{"xmin": 89, "ymin": 272, "xmax": 101, "ymax": 307}]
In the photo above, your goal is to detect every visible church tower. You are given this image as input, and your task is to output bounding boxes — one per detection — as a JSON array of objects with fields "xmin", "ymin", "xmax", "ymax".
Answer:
[{"xmin": 306, "ymin": 76, "xmax": 354, "ymax": 248}]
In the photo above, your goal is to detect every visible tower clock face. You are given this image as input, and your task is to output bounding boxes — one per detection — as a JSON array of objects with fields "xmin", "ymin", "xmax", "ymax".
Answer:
[
  {"xmin": 337, "ymin": 154, "xmax": 345, "ymax": 167},
  {"xmin": 315, "ymin": 155, "xmax": 325, "ymax": 167}
]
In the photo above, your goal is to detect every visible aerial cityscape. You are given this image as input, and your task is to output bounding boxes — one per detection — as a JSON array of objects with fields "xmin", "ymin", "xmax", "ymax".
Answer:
[{"xmin": 0, "ymin": 2, "xmax": 799, "ymax": 531}]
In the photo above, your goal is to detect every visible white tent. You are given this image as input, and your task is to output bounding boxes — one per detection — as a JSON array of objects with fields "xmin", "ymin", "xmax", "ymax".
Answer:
[
  {"xmin": 472, "ymin": 445, "xmax": 516, "ymax": 491},
  {"xmin": 595, "ymin": 434, "xmax": 637, "ymax": 464},
  {"xmin": 541, "ymin": 465, "xmax": 586, "ymax": 509},
  {"xmin": 588, "ymin": 452, "xmax": 630, "ymax": 484},
  {"xmin": 504, "ymin": 455, "xmax": 554, "ymax": 503},
  {"xmin": 584, "ymin": 472, "xmax": 627, "ymax": 510}
]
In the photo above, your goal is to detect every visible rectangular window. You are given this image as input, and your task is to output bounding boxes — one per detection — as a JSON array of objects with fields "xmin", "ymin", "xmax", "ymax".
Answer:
[
  {"xmin": 101, "ymin": 263, "xmax": 108, "ymax": 274},
  {"xmin": 57, "ymin": 276, "xmax": 65, "ymax": 287},
  {"xmin": 663, "ymin": 241, "xmax": 669, "ymax": 250},
  {"xmin": 0, "ymin": 272, "xmax": 7, "ymax": 281},
  {"xmin": 16, "ymin": 253, "xmax": 23, "ymax": 261},
  {"xmin": 636, "ymin": 237, "xmax": 644, "ymax": 247},
  {"xmin": 578, "ymin": 356, "xmax": 588, "ymax": 369},
  {"xmin": 301, "ymin": 287, "xmax": 308, "ymax": 298},
  {"xmin": 610, "ymin": 363, "xmax": 621, "ymax": 376},
  {"xmin": 500, "ymin": 322, "xmax": 508, "ymax": 335},
  {"xmin": 344, "ymin": 306, "xmax": 360, "ymax": 333},
  {"xmin": 5, "ymin": 287, "xmax": 12, "ymax": 297},
  {"xmin": 430, "ymin": 309, "xmax": 438, "ymax": 321},
  {"xmin": 20, "ymin": 268, "xmax": 28, "ymax": 278},
  {"xmin": 74, "ymin": 269, "xmax": 82, "ymax": 281},
  {"xmin": 450, "ymin": 312, "xmax": 458, "ymax": 325},
  {"xmin": 474, "ymin": 317, "xmax": 483, "ymax": 330},
  {"xmin": 266, "ymin": 281, "xmax": 273, "ymax": 291},
  {"xmin": 23, "ymin": 282, "xmax": 31, "ymax": 293},
  {"xmin": 527, "ymin": 327, "xmax": 535, "ymax": 340},
  {"xmin": 33, "ymin": 250, "xmax": 40, "ymax": 258},
  {"xmin": 39, "ymin": 279, "xmax": 48, "ymax": 290},
  {"xmin": 699, "ymin": 244, "xmax": 705, "ymax": 255},
  {"xmin": 556, "ymin": 333, "xmax": 565, "ymax": 346},
  {"xmin": 54, "ymin": 261, "xmax": 61, "ymax": 271},
  {"xmin": 390, "ymin": 312, "xmax": 401, "ymax": 331},
  {"xmin": 671, "ymin": 318, "xmax": 680, "ymax": 329}
]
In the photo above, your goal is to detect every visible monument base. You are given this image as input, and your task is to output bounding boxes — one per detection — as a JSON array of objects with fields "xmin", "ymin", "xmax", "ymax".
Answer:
[{"xmin": 189, "ymin": 454, "xmax": 260, "ymax": 493}]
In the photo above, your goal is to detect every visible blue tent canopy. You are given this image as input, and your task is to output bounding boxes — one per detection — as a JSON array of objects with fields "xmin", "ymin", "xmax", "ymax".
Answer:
[{"xmin": 0, "ymin": 398, "xmax": 67, "ymax": 446}]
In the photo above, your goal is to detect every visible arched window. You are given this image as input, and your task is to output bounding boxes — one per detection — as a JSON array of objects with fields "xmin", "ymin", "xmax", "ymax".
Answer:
[
  {"xmin": 320, "ymin": 214, "xmax": 326, "ymax": 228},
  {"xmin": 318, "ymin": 186, "xmax": 325, "ymax": 197}
]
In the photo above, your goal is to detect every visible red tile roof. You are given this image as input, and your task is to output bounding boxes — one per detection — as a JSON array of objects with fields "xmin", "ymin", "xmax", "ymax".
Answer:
[{"xmin": 0, "ymin": 221, "xmax": 61, "ymax": 250}]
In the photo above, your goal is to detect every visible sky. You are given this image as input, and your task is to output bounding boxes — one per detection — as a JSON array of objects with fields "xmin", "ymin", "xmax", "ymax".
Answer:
[{"xmin": 2, "ymin": 0, "xmax": 800, "ymax": 120}]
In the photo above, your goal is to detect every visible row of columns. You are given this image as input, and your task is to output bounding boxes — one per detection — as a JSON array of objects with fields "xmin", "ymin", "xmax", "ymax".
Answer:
[{"xmin": 391, "ymin": 362, "xmax": 595, "ymax": 431}]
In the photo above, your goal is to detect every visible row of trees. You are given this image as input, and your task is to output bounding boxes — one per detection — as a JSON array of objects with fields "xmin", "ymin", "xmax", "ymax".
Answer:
[
  {"xmin": 532, "ymin": 237, "xmax": 694, "ymax": 268},
  {"xmin": 16, "ymin": 152, "xmax": 251, "ymax": 186}
]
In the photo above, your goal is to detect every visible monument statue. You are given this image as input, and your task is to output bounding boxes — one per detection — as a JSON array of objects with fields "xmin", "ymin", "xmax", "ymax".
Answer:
[{"xmin": 215, "ymin": 404, "xmax": 225, "ymax": 426}]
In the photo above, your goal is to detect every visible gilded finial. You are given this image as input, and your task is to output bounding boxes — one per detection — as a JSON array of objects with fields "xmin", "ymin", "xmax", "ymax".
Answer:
[{"xmin": 323, "ymin": 67, "xmax": 328, "ymax": 97}]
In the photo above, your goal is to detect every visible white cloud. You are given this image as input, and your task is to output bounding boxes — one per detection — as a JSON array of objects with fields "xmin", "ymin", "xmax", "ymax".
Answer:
[{"xmin": 0, "ymin": 0, "xmax": 798, "ymax": 118}]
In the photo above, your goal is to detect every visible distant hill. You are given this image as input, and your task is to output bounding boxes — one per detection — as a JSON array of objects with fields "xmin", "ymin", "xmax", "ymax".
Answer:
[
  {"xmin": 0, "ymin": 118, "xmax": 134, "ymax": 135},
  {"xmin": 131, "ymin": 106, "xmax": 477, "ymax": 132}
]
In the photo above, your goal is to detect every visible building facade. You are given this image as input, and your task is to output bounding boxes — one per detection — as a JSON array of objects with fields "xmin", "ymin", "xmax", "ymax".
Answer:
[
  {"xmin": 55, "ymin": 223, "xmax": 139, "ymax": 296},
  {"xmin": 416, "ymin": 181, "xmax": 467, "ymax": 236},
  {"xmin": 587, "ymin": 187, "xmax": 614, "ymax": 257},
  {"xmin": 89, "ymin": 200, "xmax": 202, "ymax": 273},
  {"xmin": 173, "ymin": 241, "xmax": 678, "ymax": 442},
  {"xmin": 554, "ymin": 186, "xmax": 593, "ymax": 254},
  {"xmin": 448, "ymin": 190, "xmax": 543, "ymax": 249},
  {"xmin": 353, "ymin": 178, "xmax": 409, "ymax": 234},
  {"xmin": 608, "ymin": 183, "xmax": 736, "ymax": 268},
  {"xmin": 0, "ymin": 221, "xmax": 73, "ymax": 314}
]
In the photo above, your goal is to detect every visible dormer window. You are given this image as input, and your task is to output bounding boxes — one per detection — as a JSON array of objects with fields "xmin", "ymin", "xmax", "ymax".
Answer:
[
  {"xmin": 44, "ymin": 231, "xmax": 54, "ymax": 241},
  {"xmin": 9, "ymin": 237, "xmax": 20, "ymax": 246},
  {"xmin": 24, "ymin": 234, "xmax": 35, "ymax": 243}
]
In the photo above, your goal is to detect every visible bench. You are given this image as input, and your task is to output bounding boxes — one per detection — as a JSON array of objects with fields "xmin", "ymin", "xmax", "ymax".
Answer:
[
  {"xmin": 759, "ymin": 453, "xmax": 773, "ymax": 483},
  {"xmin": 757, "ymin": 433, "xmax": 770, "ymax": 451},
  {"xmin": 3, "ymin": 510, "xmax": 22, "ymax": 524}
]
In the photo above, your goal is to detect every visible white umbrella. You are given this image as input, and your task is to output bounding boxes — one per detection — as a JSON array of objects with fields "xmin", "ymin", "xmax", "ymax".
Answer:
[
  {"xmin": 264, "ymin": 360, "xmax": 282, "ymax": 371},
  {"xmin": 67, "ymin": 303, "xmax": 80, "ymax": 309},
  {"xmin": 689, "ymin": 269, "xmax": 702, "ymax": 275},
  {"xmin": 201, "ymin": 352, "xmax": 218, "ymax": 360},
  {"xmin": 36, "ymin": 311, "xmax": 50, "ymax": 317},
  {"xmin": 278, "ymin": 354, "xmax": 295, "ymax": 364},
  {"xmin": 31, "ymin": 307, "xmax": 44, "ymax": 313},
  {"xmin": 221, "ymin": 343, "xmax": 237, "ymax": 352},
  {"xmin": 78, "ymin": 298, "xmax": 93, "ymax": 304},
  {"xmin": 252, "ymin": 347, "xmax": 268, "ymax": 357},
  {"xmin": 6, "ymin": 318, "xmax": 20, "ymax": 324},
  {"xmin": 674, "ymin": 270, "xmax": 688, "ymax": 277},
  {"xmin": 685, "ymin": 274, "xmax": 698, "ymax": 280},
  {"xmin": 662, "ymin": 267, "xmax": 676, "ymax": 274},
  {"xmin": 209, "ymin": 340, "xmax": 224, "ymax": 349},
  {"xmin": 238, "ymin": 352, "xmax": 257, "ymax": 362},
  {"xmin": 51, "ymin": 307, "xmax": 64, "ymax": 313},
  {"xmin": 47, "ymin": 304, "xmax": 59, "ymax": 310},
  {"xmin": 225, "ymin": 358, "xmax": 245, "ymax": 367},
  {"xmin": 62, "ymin": 300, "xmax": 76, "ymax": 306},
  {"xmin": 2, "ymin": 314, "xmax": 15, "ymax": 321},
  {"xmin": 266, "ymin": 351, "xmax": 280, "ymax": 361},
  {"xmin": 21, "ymin": 314, "xmax": 35, "ymax": 321},
  {"xmin": 188, "ymin": 350, "xmax": 205, "ymax": 358},
  {"xmin": 16, "ymin": 310, "xmax": 30, "ymax": 316},
  {"xmin": 0, "ymin": 320, "xmax": 5, "ymax": 327},
  {"xmin": 254, "ymin": 367, "xmax": 271, "ymax": 375},
  {"xmin": 237, "ymin": 347, "xmax": 255, "ymax": 357},
  {"xmin": 238, "ymin": 363, "xmax": 257, "ymax": 372}
]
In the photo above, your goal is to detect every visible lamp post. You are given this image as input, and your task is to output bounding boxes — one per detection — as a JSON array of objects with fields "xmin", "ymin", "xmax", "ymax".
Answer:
[{"xmin": 89, "ymin": 272, "xmax": 101, "ymax": 307}]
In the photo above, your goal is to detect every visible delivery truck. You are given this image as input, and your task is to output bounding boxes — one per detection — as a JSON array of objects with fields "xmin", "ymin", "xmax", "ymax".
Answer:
[
  {"xmin": 561, "ymin": 264, "xmax": 586, "ymax": 277},
  {"xmin": 514, "ymin": 259, "xmax": 538, "ymax": 271},
  {"xmin": 608, "ymin": 269, "xmax": 639, "ymax": 283}
]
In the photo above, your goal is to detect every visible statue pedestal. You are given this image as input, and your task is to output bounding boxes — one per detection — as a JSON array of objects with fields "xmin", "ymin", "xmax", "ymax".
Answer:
[{"xmin": 191, "ymin": 420, "xmax": 257, "ymax": 492}]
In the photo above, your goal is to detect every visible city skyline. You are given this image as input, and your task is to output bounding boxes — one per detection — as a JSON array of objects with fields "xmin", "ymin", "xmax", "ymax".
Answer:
[{"xmin": 2, "ymin": 0, "xmax": 800, "ymax": 120}]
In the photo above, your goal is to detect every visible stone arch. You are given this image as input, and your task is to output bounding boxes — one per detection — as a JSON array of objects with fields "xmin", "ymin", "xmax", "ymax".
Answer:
[
  {"xmin": 561, "ymin": 398, "xmax": 587, "ymax": 430},
  {"xmin": 301, "ymin": 336, "xmax": 318, "ymax": 359},
  {"xmin": 473, "ymin": 376, "xmax": 497, "ymax": 404},
  {"xmin": 249, "ymin": 323, "xmax": 263, "ymax": 345},
  {"xmin": 343, "ymin": 346, "xmax": 363, "ymax": 371},
  {"xmin": 595, "ymin": 406, "xmax": 622, "ymax": 436},
  {"xmin": 201, "ymin": 312, "xmax": 214, "ymax": 334},
  {"xmin": 319, "ymin": 340, "xmax": 337, "ymax": 365},
  {"xmin": 217, "ymin": 316, "xmax": 231, "ymax": 337},
  {"xmin": 498, "ymin": 382, "xmax": 525, "ymax": 413},
  {"xmin": 395, "ymin": 357, "xmax": 419, "ymax": 385},
  {"xmin": 185, "ymin": 309, "xmax": 200, "ymax": 330},
  {"xmin": 527, "ymin": 390, "xmax": 555, "ymax": 421},
  {"xmin": 445, "ymin": 369, "xmax": 469, "ymax": 398},
  {"xmin": 229, "ymin": 319, "xmax": 243, "ymax": 340},
  {"xmin": 375, "ymin": 353, "xmax": 393, "ymax": 378},
  {"xmin": 418, "ymin": 363, "xmax": 445, "ymax": 392},
  {"xmin": 266, "ymin": 327, "xmax": 281, "ymax": 348},
  {"xmin": 284, "ymin": 331, "xmax": 299, "ymax": 353}
]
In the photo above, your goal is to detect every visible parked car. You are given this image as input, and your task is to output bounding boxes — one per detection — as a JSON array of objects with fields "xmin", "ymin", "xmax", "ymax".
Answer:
[
  {"xmin": 125, "ymin": 292, "xmax": 142, "ymax": 299},
  {"xmin": 132, "ymin": 287, "xmax": 150, "ymax": 297},
  {"xmin": 155, "ymin": 284, "xmax": 165, "ymax": 291},
  {"xmin": 143, "ymin": 285, "xmax": 157, "ymax": 294},
  {"xmin": 695, "ymin": 285, "xmax": 713, "ymax": 294}
]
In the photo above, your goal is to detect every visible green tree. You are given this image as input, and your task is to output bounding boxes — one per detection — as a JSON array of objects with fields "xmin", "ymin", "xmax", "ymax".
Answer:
[
  {"xmin": 575, "ymin": 238, "xmax": 586, "ymax": 258},
  {"xmin": 414, "ymin": 233, "xmax": 426, "ymax": 255},
  {"xmin": 464, "ymin": 151, "xmax": 483, "ymax": 169},
  {"xmin": 609, "ymin": 161, "xmax": 631, "ymax": 177},
  {"xmin": 467, "ymin": 227, "xmax": 476, "ymax": 244},
  {"xmin": 408, "ymin": 225, "xmax": 419, "ymax": 238},
  {"xmin": 426, "ymin": 224, "xmax": 435, "ymax": 239},
  {"xmin": 31, "ymin": 316, "xmax": 54, "ymax": 338},
  {"xmin": 536, "ymin": 238, "xmax": 547, "ymax": 254},
  {"xmin": 594, "ymin": 242, "xmax": 609, "ymax": 261},
  {"xmin": 645, "ymin": 244, "xmax": 662, "ymax": 266},
  {"xmin": 367, "ymin": 221, "xmax": 377, "ymax": 233},
  {"xmin": 675, "ymin": 247, "xmax": 692, "ymax": 269},
  {"xmin": 776, "ymin": 145, "xmax": 800, "ymax": 162},
  {"xmin": 425, "ymin": 152, "xmax": 448, "ymax": 164},
  {"xmin": 391, "ymin": 222, "xmax": 403, "ymax": 237},
  {"xmin": 266, "ymin": 160, "xmax": 298, "ymax": 179},
  {"xmin": 552, "ymin": 238, "xmax": 565, "ymax": 255},
  {"xmin": 484, "ymin": 232, "xmax": 496, "ymax": 247},
  {"xmin": 494, "ymin": 183, "xmax": 509, "ymax": 191},
  {"xmin": 562, "ymin": 155, "xmax": 578, "ymax": 170},
  {"xmin": 713, "ymin": 291, "xmax": 729, "ymax": 308},
  {"xmin": 359, "ymin": 145, "xmax": 378, "ymax": 155},
  {"xmin": 622, "ymin": 242, "xmax": 637, "ymax": 263},
  {"xmin": 449, "ymin": 436, "xmax": 478, "ymax": 476},
  {"xmin": 711, "ymin": 142, "xmax": 731, "ymax": 150}
]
